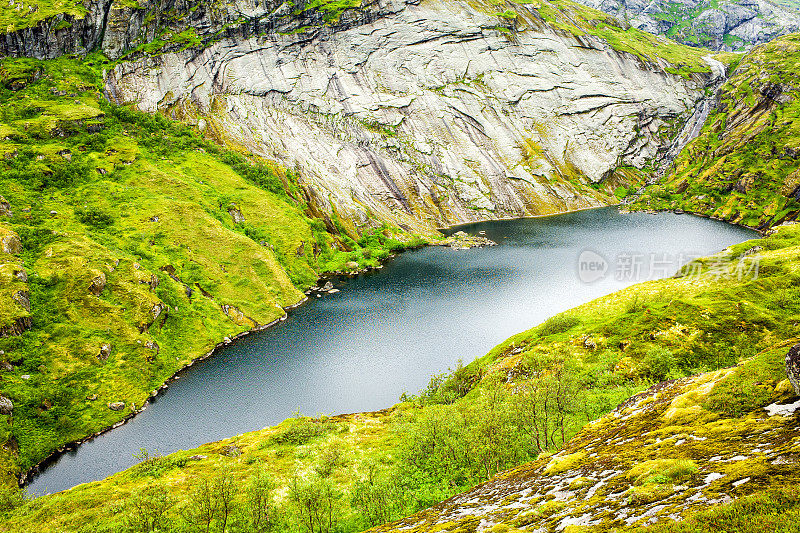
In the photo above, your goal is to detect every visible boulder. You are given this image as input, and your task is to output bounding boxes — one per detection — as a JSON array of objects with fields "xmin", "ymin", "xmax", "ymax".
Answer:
[
  {"xmin": 0, "ymin": 396, "xmax": 12, "ymax": 415},
  {"xmin": 108, "ymin": 401, "xmax": 126, "ymax": 411},
  {"xmin": 98, "ymin": 343, "xmax": 112, "ymax": 362},
  {"xmin": 12, "ymin": 291, "xmax": 30, "ymax": 312},
  {"xmin": 0, "ymin": 196, "xmax": 11, "ymax": 217},
  {"xmin": 0, "ymin": 227, "xmax": 22, "ymax": 255},
  {"xmin": 785, "ymin": 343, "xmax": 800, "ymax": 396},
  {"xmin": 144, "ymin": 340, "xmax": 160, "ymax": 355},
  {"xmin": 228, "ymin": 204, "xmax": 245, "ymax": 223},
  {"xmin": 88, "ymin": 270, "xmax": 107, "ymax": 296}
]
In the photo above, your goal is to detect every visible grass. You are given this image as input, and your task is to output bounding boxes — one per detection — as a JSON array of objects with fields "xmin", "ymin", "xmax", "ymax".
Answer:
[
  {"xmin": 0, "ymin": 0, "xmax": 85, "ymax": 33},
  {"xmin": 633, "ymin": 486, "xmax": 800, "ymax": 532},
  {"xmin": 631, "ymin": 33, "xmax": 800, "ymax": 229},
  {"xmin": 0, "ymin": 54, "xmax": 425, "ymax": 488}
]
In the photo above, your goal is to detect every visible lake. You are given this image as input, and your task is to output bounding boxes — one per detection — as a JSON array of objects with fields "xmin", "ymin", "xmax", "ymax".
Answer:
[{"xmin": 27, "ymin": 207, "xmax": 756, "ymax": 494}]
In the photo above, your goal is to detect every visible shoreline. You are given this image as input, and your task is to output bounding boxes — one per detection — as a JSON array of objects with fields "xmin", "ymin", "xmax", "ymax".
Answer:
[
  {"xmin": 620, "ymin": 206, "xmax": 768, "ymax": 235},
  {"xmin": 436, "ymin": 203, "xmax": 614, "ymax": 233},
  {"xmin": 21, "ymin": 203, "xmax": 759, "ymax": 491}
]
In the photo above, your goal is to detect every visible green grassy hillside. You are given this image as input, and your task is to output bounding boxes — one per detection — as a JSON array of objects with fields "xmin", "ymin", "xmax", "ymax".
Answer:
[
  {"xmin": 0, "ymin": 55, "xmax": 424, "ymax": 487},
  {"xmin": 4, "ymin": 220, "xmax": 798, "ymax": 532},
  {"xmin": 631, "ymin": 33, "xmax": 800, "ymax": 229}
]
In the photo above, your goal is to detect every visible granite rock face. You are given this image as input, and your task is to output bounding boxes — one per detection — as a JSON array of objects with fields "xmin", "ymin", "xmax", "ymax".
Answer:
[
  {"xmin": 108, "ymin": 0, "xmax": 716, "ymax": 231},
  {"xmin": 576, "ymin": 0, "xmax": 800, "ymax": 50},
  {"xmin": 786, "ymin": 343, "xmax": 800, "ymax": 396}
]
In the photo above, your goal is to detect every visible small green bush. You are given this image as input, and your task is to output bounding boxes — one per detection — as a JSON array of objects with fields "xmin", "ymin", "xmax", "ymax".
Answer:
[
  {"xmin": 269, "ymin": 417, "xmax": 337, "ymax": 446},
  {"xmin": 75, "ymin": 207, "xmax": 113, "ymax": 228},
  {"xmin": 538, "ymin": 315, "xmax": 581, "ymax": 337},
  {"xmin": 643, "ymin": 347, "xmax": 676, "ymax": 381}
]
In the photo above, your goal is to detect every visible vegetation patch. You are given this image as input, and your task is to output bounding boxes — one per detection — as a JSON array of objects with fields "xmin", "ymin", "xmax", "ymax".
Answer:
[
  {"xmin": 631, "ymin": 33, "xmax": 800, "ymax": 229},
  {"xmin": 0, "ymin": 54, "xmax": 425, "ymax": 488}
]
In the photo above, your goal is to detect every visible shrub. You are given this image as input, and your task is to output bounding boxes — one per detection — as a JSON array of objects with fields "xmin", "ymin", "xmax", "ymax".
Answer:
[
  {"xmin": 627, "ymin": 459, "xmax": 698, "ymax": 486},
  {"xmin": 75, "ymin": 207, "xmax": 113, "ymax": 228},
  {"xmin": 538, "ymin": 315, "xmax": 581, "ymax": 337},
  {"xmin": 643, "ymin": 347, "xmax": 676, "ymax": 381},
  {"xmin": 120, "ymin": 485, "xmax": 174, "ymax": 533},
  {"xmin": 269, "ymin": 416, "xmax": 337, "ymax": 446}
]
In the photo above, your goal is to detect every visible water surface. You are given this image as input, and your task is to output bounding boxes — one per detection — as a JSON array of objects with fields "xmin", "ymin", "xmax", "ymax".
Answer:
[{"xmin": 29, "ymin": 208, "xmax": 756, "ymax": 494}]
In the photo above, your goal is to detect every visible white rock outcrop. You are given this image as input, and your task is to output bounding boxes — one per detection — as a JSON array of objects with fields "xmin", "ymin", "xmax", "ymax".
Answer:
[{"xmin": 109, "ymin": 0, "xmax": 713, "ymax": 230}]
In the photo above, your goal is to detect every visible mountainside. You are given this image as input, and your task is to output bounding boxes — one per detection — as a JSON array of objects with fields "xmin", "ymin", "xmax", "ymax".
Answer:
[
  {"xmin": 574, "ymin": 0, "xmax": 800, "ymax": 50},
  {"xmin": 0, "ymin": 0, "xmax": 725, "ymax": 232},
  {"xmin": 106, "ymin": 0, "xmax": 722, "ymax": 230},
  {"xmin": 3, "ymin": 0, "xmax": 800, "ymax": 532},
  {"xmin": 631, "ymin": 33, "xmax": 800, "ymax": 229},
  {"xmin": 4, "ymin": 216, "xmax": 799, "ymax": 532},
  {"xmin": 372, "ymin": 345, "xmax": 800, "ymax": 532}
]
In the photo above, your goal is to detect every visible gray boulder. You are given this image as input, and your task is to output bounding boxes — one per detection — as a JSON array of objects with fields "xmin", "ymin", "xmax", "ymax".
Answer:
[
  {"xmin": 0, "ymin": 396, "xmax": 12, "ymax": 415},
  {"xmin": 12, "ymin": 291, "xmax": 30, "ymax": 312},
  {"xmin": 98, "ymin": 343, "xmax": 112, "ymax": 362},
  {"xmin": 785, "ymin": 343, "xmax": 800, "ymax": 395},
  {"xmin": 0, "ymin": 196, "xmax": 11, "ymax": 217},
  {"xmin": 88, "ymin": 271, "xmax": 106, "ymax": 296},
  {"xmin": 228, "ymin": 205, "xmax": 245, "ymax": 224},
  {"xmin": 108, "ymin": 401, "xmax": 126, "ymax": 411}
]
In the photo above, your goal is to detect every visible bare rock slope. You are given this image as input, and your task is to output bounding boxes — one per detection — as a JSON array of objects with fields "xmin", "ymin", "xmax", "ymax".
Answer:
[{"xmin": 108, "ymin": 0, "xmax": 719, "ymax": 231}]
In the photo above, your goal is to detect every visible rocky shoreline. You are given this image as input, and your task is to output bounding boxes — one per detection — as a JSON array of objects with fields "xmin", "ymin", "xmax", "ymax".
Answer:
[
  {"xmin": 432, "ymin": 231, "xmax": 498, "ymax": 250},
  {"xmin": 21, "ymin": 228, "xmax": 498, "ymax": 488},
  {"xmin": 619, "ymin": 206, "xmax": 773, "ymax": 235}
]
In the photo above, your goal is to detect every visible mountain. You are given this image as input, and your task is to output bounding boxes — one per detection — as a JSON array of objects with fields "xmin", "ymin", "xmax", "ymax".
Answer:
[
  {"xmin": 1, "ymin": 0, "xmax": 800, "ymax": 531},
  {"xmin": 631, "ymin": 33, "xmax": 800, "ymax": 229},
  {"xmin": 573, "ymin": 0, "xmax": 800, "ymax": 51}
]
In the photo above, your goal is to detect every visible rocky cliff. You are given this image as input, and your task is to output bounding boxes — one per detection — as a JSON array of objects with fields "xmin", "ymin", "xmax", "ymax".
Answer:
[
  {"xmin": 105, "ymin": 0, "xmax": 721, "ymax": 231},
  {"xmin": 631, "ymin": 33, "xmax": 800, "ymax": 229},
  {"xmin": 575, "ymin": 0, "xmax": 800, "ymax": 51}
]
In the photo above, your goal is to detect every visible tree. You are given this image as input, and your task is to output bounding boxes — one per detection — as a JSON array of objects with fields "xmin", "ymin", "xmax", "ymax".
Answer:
[
  {"xmin": 121, "ymin": 485, "xmax": 174, "ymax": 533},
  {"xmin": 246, "ymin": 468, "xmax": 275, "ymax": 532},
  {"xmin": 181, "ymin": 479, "xmax": 218, "ymax": 533},
  {"xmin": 214, "ymin": 468, "xmax": 236, "ymax": 533},
  {"xmin": 351, "ymin": 463, "xmax": 406, "ymax": 528},
  {"xmin": 288, "ymin": 474, "xmax": 338, "ymax": 533}
]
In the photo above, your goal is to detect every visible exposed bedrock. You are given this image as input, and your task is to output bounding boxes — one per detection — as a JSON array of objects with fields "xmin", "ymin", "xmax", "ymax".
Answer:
[{"xmin": 109, "ymin": 0, "xmax": 716, "ymax": 230}]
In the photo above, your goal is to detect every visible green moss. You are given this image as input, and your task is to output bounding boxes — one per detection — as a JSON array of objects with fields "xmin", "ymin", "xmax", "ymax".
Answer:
[
  {"xmin": 0, "ymin": 0, "xmax": 86, "ymax": 34},
  {"xmin": 627, "ymin": 459, "xmax": 698, "ymax": 486},
  {"xmin": 631, "ymin": 33, "xmax": 800, "ymax": 229},
  {"xmin": 544, "ymin": 451, "xmax": 587, "ymax": 475}
]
